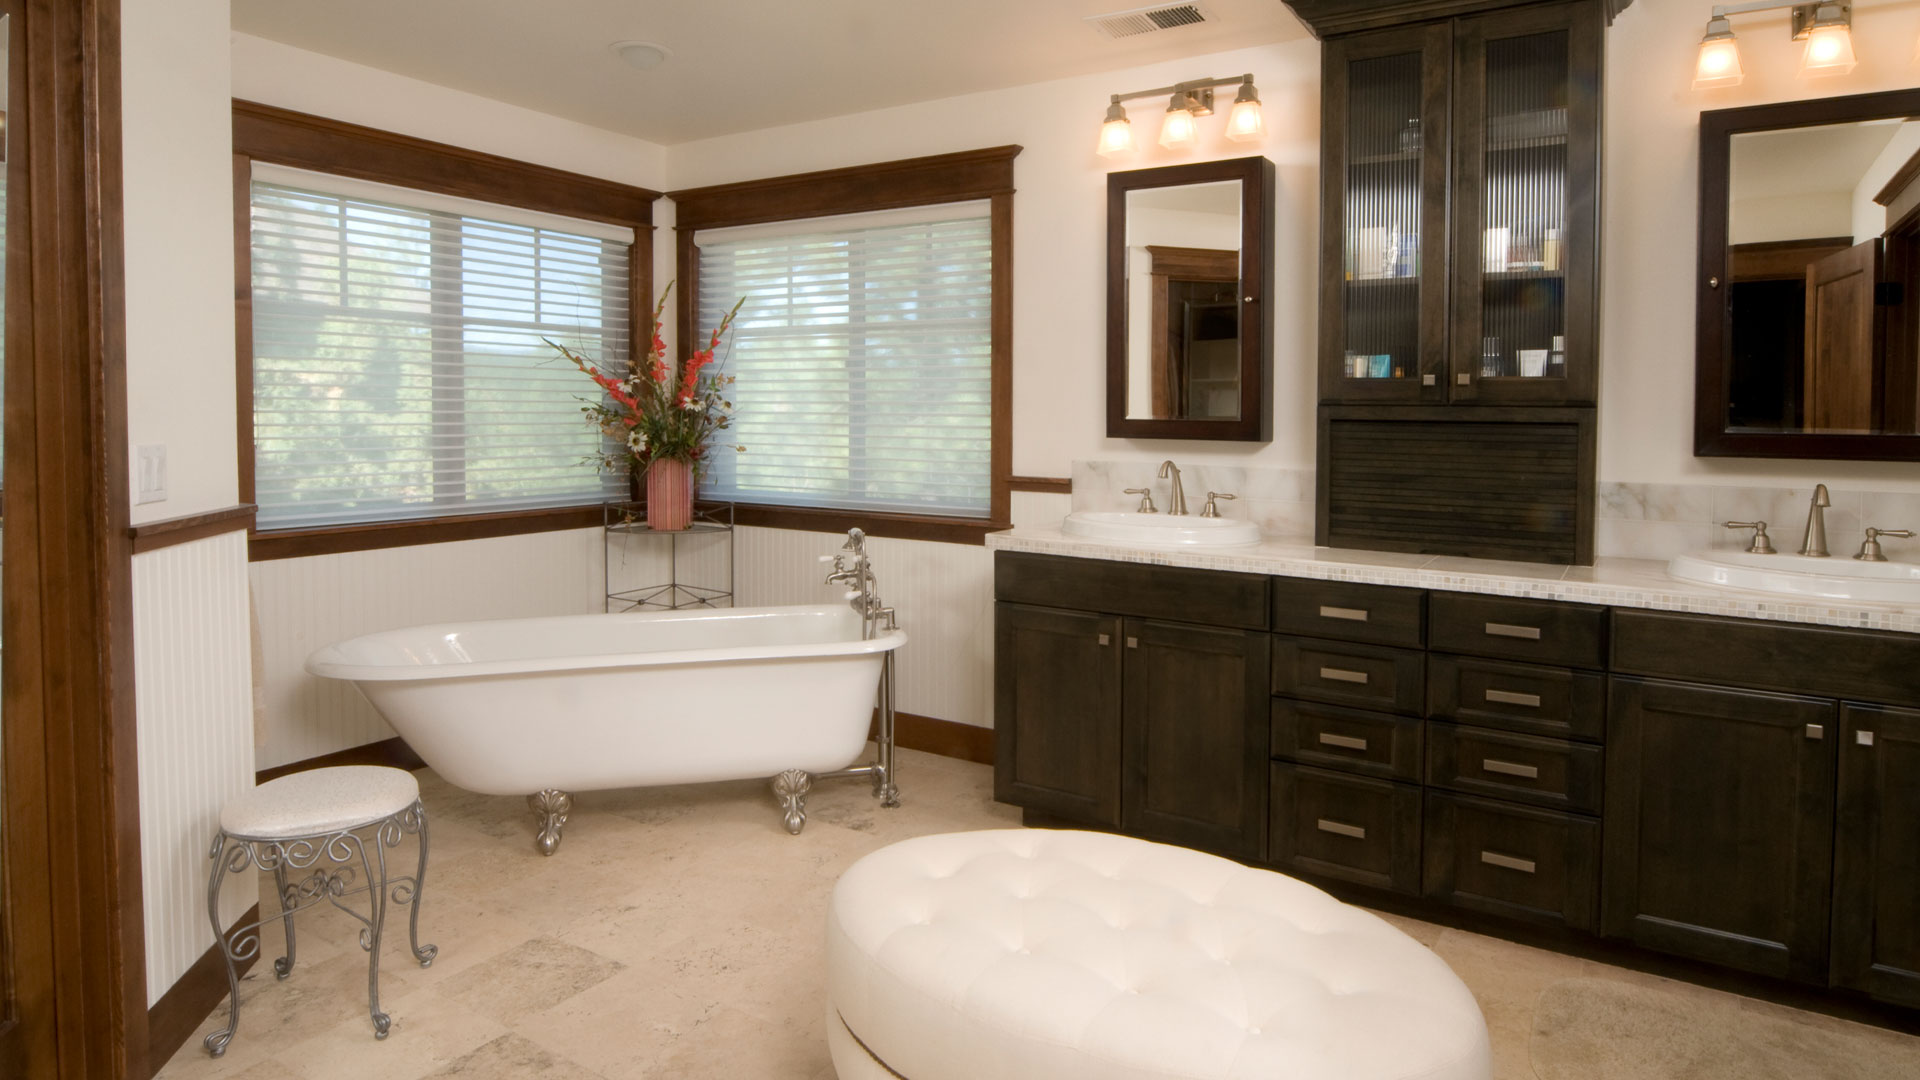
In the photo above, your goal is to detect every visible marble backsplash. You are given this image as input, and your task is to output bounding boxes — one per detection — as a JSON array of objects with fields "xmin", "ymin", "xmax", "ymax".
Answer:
[{"xmin": 1070, "ymin": 460, "xmax": 1920, "ymax": 563}]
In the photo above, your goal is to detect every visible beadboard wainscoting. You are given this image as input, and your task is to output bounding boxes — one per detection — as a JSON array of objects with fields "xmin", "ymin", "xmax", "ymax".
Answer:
[
  {"xmin": 248, "ymin": 527, "xmax": 606, "ymax": 771},
  {"xmin": 733, "ymin": 526, "xmax": 995, "ymax": 729},
  {"xmin": 134, "ymin": 530, "xmax": 257, "ymax": 1005}
]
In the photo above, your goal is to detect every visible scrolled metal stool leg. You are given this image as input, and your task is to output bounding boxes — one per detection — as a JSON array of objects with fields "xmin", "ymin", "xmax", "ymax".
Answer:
[
  {"xmin": 529, "ymin": 789, "xmax": 572, "ymax": 856},
  {"xmin": 202, "ymin": 834, "xmax": 242, "ymax": 1058},
  {"xmin": 406, "ymin": 802, "xmax": 437, "ymax": 967},
  {"xmin": 354, "ymin": 832, "xmax": 392, "ymax": 1039},
  {"xmin": 272, "ymin": 856, "xmax": 296, "ymax": 979},
  {"xmin": 772, "ymin": 769, "xmax": 812, "ymax": 835}
]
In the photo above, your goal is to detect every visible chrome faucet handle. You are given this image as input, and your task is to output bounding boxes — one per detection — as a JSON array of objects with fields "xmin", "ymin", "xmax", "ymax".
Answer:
[
  {"xmin": 1854, "ymin": 527, "xmax": 1914, "ymax": 562},
  {"xmin": 1200, "ymin": 492, "xmax": 1238, "ymax": 518},
  {"xmin": 1724, "ymin": 521, "xmax": 1776, "ymax": 555},
  {"xmin": 1123, "ymin": 487, "xmax": 1158, "ymax": 514}
]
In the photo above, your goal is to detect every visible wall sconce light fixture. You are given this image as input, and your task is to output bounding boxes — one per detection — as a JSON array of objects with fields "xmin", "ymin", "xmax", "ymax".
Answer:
[
  {"xmin": 1692, "ymin": 1, "xmax": 1858, "ymax": 89},
  {"xmin": 1096, "ymin": 73, "xmax": 1263, "ymax": 157}
]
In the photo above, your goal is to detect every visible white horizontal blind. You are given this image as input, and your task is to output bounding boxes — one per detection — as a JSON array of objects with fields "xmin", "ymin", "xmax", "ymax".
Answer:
[
  {"xmin": 696, "ymin": 206, "xmax": 993, "ymax": 517},
  {"xmin": 250, "ymin": 175, "xmax": 629, "ymax": 529}
]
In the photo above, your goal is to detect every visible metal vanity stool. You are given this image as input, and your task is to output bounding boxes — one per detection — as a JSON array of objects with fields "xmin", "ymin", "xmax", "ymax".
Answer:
[{"xmin": 203, "ymin": 765, "xmax": 436, "ymax": 1056}]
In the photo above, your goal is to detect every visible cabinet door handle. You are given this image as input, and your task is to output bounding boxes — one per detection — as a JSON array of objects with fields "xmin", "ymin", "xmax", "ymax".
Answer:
[
  {"xmin": 1480, "ymin": 850, "xmax": 1537, "ymax": 874},
  {"xmin": 1857, "ymin": 730, "xmax": 1875, "ymax": 746},
  {"xmin": 1485, "ymin": 622, "xmax": 1542, "ymax": 640},
  {"xmin": 1126, "ymin": 636, "xmax": 1138, "ymax": 649},
  {"xmin": 1097, "ymin": 633, "xmax": 1110, "ymax": 647},
  {"xmin": 1319, "ymin": 605, "xmax": 1369, "ymax": 622},
  {"xmin": 1316, "ymin": 818, "xmax": 1366, "ymax": 840},
  {"xmin": 1319, "ymin": 667, "xmax": 1370, "ymax": 685},
  {"xmin": 1806, "ymin": 724, "xmax": 1824, "ymax": 740},
  {"xmin": 1318, "ymin": 732, "xmax": 1369, "ymax": 751},
  {"xmin": 1482, "ymin": 758, "xmax": 1539, "ymax": 779},
  {"xmin": 1484, "ymin": 689, "xmax": 1542, "ymax": 708}
]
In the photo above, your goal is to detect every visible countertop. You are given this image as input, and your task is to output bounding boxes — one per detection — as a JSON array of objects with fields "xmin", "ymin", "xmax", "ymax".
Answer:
[{"xmin": 985, "ymin": 527, "xmax": 1920, "ymax": 636}]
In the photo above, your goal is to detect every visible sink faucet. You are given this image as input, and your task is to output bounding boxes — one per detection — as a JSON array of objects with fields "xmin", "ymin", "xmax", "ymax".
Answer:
[
  {"xmin": 1855, "ymin": 527, "xmax": 1915, "ymax": 562},
  {"xmin": 1800, "ymin": 484, "xmax": 1831, "ymax": 557},
  {"xmin": 1157, "ymin": 460, "xmax": 1189, "ymax": 516}
]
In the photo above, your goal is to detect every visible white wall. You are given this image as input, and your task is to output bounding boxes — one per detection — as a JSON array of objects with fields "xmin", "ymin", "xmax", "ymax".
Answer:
[
  {"xmin": 123, "ymin": 0, "xmax": 257, "ymax": 1006},
  {"xmin": 1603, "ymin": 0, "xmax": 1920, "ymax": 491}
]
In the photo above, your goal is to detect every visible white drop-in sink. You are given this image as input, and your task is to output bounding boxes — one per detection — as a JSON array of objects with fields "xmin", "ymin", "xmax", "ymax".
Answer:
[
  {"xmin": 1062, "ymin": 511, "xmax": 1261, "ymax": 548},
  {"xmin": 1667, "ymin": 550, "xmax": 1920, "ymax": 605}
]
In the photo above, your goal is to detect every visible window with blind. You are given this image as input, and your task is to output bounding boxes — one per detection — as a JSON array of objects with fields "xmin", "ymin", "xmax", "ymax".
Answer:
[
  {"xmin": 694, "ymin": 204, "xmax": 993, "ymax": 518},
  {"xmin": 248, "ymin": 166, "xmax": 630, "ymax": 530}
]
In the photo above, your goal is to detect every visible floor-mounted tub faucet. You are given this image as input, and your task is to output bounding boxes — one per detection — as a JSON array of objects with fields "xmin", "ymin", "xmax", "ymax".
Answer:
[
  {"xmin": 1800, "ymin": 484, "xmax": 1831, "ymax": 557},
  {"xmin": 1158, "ymin": 460, "xmax": 1189, "ymax": 516}
]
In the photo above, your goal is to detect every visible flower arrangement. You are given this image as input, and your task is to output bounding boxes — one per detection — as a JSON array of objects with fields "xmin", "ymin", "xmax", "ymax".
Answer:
[{"xmin": 548, "ymin": 282, "xmax": 746, "ymax": 474}]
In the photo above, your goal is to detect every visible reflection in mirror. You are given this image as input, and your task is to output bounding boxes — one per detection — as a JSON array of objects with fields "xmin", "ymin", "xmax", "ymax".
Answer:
[
  {"xmin": 1124, "ymin": 180, "xmax": 1242, "ymax": 421},
  {"xmin": 1727, "ymin": 117, "xmax": 1920, "ymax": 435}
]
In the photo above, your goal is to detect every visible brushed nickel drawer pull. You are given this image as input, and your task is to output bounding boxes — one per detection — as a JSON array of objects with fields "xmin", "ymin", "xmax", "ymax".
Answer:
[
  {"xmin": 1319, "ymin": 605, "xmax": 1370, "ymax": 622},
  {"xmin": 1480, "ymin": 850, "xmax": 1537, "ymax": 874},
  {"xmin": 1806, "ymin": 723, "xmax": 1824, "ymax": 740},
  {"xmin": 1319, "ymin": 667, "xmax": 1370, "ymax": 685},
  {"xmin": 1484, "ymin": 689, "xmax": 1543, "ymax": 708},
  {"xmin": 1097, "ymin": 633, "xmax": 1110, "ymax": 647},
  {"xmin": 1126, "ymin": 636, "xmax": 1138, "ymax": 649},
  {"xmin": 1482, "ymin": 758, "xmax": 1539, "ymax": 779},
  {"xmin": 1485, "ymin": 622, "xmax": 1542, "ymax": 640},
  {"xmin": 1316, "ymin": 818, "xmax": 1366, "ymax": 840},
  {"xmin": 1858, "ymin": 730, "xmax": 1875, "ymax": 746},
  {"xmin": 1318, "ymin": 732, "xmax": 1369, "ymax": 751}
]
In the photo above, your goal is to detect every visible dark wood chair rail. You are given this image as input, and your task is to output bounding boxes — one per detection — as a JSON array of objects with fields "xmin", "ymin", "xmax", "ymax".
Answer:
[{"xmin": 129, "ymin": 504, "xmax": 257, "ymax": 554}]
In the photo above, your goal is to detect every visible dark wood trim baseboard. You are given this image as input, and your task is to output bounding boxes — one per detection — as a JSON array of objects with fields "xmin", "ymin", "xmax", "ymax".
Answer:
[
  {"xmin": 145, "ymin": 904, "xmax": 261, "ymax": 1077},
  {"xmin": 869, "ymin": 711, "xmax": 995, "ymax": 766},
  {"xmin": 667, "ymin": 145, "xmax": 1021, "ymax": 232},
  {"xmin": 1008, "ymin": 476, "xmax": 1072, "ymax": 494},
  {"xmin": 256, "ymin": 737, "xmax": 425, "ymax": 786},
  {"xmin": 248, "ymin": 504, "xmax": 607, "ymax": 562},
  {"xmin": 130, "ymin": 505, "xmax": 257, "ymax": 555},
  {"xmin": 732, "ymin": 503, "xmax": 1009, "ymax": 546},
  {"xmin": 232, "ymin": 100, "xmax": 659, "ymax": 228}
]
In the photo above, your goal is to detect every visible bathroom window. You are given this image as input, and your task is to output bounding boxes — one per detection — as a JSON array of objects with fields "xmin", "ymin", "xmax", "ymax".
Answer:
[
  {"xmin": 246, "ymin": 166, "xmax": 633, "ymax": 531},
  {"xmin": 693, "ymin": 206, "xmax": 993, "ymax": 518}
]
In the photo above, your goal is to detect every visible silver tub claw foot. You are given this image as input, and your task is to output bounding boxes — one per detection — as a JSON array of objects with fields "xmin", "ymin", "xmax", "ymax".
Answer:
[
  {"xmin": 772, "ymin": 769, "xmax": 812, "ymax": 835},
  {"xmin": 529, "ymin": 789, "xmax": 573, "ymax": 856}
]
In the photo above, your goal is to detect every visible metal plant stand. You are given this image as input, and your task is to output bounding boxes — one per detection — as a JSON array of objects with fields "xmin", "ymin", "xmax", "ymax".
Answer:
[
  {"xmin": 203, "ymin": 800, "xmax": 435, "ymax": 1056},
  {"xmin": 603, "ymin": 500, "xmax": 735, "ymax": 611}
]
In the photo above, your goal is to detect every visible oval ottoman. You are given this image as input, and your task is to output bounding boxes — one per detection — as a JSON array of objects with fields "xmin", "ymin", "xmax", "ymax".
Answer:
[{"xmin": 826, "ymin": 829, "xmax": 1489, "ymax": 1080}]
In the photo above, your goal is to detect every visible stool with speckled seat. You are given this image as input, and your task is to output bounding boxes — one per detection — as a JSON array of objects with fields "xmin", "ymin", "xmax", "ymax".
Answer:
[
  {"xmin": 203, "ymin": 765, "xmax": 436, "ymax": 1057},
  {"xmin": 825, "ymin": 828, "xmax": 1490, "ymax": 1080}
]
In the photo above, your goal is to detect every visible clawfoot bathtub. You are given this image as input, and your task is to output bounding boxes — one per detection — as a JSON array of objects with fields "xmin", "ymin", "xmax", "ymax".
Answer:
[{"xmin": 306, "ymin": 603, "xmax": 906, "ymax": 853}]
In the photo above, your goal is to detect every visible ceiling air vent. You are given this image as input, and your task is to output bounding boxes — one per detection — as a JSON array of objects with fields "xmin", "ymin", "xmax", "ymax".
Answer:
[{"xmin": 1086, "ymin": 3, "xmax": 1214, "ymax": 40}]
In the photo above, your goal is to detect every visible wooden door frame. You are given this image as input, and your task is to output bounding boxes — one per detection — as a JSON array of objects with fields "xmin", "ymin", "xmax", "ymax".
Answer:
[{"xmin": 0, "ymin": 0, "xmax": 145, "ymax": 1077}]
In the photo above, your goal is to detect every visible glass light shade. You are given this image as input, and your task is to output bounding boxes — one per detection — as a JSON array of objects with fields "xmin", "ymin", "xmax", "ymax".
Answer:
[
  {"xmin": 1799, "ymin": 23, "xmax": 1857, "ymax": 76},
  {"xmin": 1692, "ymin": 35, "xmax": 1745, "ymax": 88},
  {"xmin": 1158, "ymin": 107, "xmax": 1198, "ymax": 149},
  {"xmin": 1097, "ymin": 116, "xmax": 1135, "ymax": 156},
  {"xmin": 1224, "ymin": 98, "xmax": 1265, "ymax": 142}
]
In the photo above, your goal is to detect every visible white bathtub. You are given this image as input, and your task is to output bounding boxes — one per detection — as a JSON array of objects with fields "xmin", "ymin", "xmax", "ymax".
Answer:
[{"xmin": 307, "ymin": 604, "xmax": 906, "ymax": 848}]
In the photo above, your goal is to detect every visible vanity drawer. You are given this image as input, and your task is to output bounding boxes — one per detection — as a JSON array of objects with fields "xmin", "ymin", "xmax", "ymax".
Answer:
[
  {"xmin": 1428, "ymin": 655, "xmax": 1605, "ymax": 742},
  {"xmin": 1423, "ymin": 791, "xmax": 1599, "ymax": 932},
  {"xmin": 1270, "ymin": 578, "xmax": 1425, "ymax": 648},
  {"xmin": 1428, "ymin": 593, "xmax": 1607, "ymax": 669},
  {"xmin": 993, "ymin": 552, "xmax": 1269, "ymax": 630},
  {"xmin": 1271, "ymin": 700, "xmax": 1421, "ymax": 782},
  {"xmin": 1425, "ymin": 722, "xmax": 1603, "ymax": 814},
  {"xmin": 1270, "ymin": 763, "xmax": 1421, "ymax": 895},
  {"xmin": 1272, "ymin": 636, "xmax": 1425, "ymax": 716}
]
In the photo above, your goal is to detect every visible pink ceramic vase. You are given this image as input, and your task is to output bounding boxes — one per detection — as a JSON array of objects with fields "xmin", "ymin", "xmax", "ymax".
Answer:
[{"xmin": 645, "ymin": 457, "xmax": 694, "ymax": 531}]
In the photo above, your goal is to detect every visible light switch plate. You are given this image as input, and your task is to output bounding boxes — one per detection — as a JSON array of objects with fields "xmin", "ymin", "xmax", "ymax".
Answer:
[{"xmin": 136, "ymin": 444, "xmax": 167, "ymax": 505}]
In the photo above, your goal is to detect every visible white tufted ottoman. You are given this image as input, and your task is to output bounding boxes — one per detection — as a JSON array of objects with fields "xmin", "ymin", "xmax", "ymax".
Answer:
[{"xmin": 826, "ymin": 829, "xmax": 1489, "ymax": 1080}]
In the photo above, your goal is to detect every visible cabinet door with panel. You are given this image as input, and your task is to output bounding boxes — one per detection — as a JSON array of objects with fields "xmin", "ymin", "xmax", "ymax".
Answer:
[
  {"xmin": 1832, "ymin": 703, "xmax": 1920, "ymax": 1007},
  {"xmin": 1603, "ymin": 677, "xmax": 1837, "ymax": 983},
  {"xmin": 1448, "ymin": 0, "xmax": 1601, "ymax": 405},
  {"xmin": 994, "ymin": 603, "xmax": 1122, "ymax": 826},
  {"xmin": 1122, "ymin": 618, "xmax": 1270, "ymax": 859}
]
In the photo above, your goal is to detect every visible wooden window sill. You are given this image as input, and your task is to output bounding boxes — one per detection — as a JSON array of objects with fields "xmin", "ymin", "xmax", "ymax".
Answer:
[
  {"xmin": 729, "ymin": 502, "xmax": 1010, "ymax": 545},
  {"xmin": 248, "ymin": 504, "xmax": 608, "ymax": 561}
]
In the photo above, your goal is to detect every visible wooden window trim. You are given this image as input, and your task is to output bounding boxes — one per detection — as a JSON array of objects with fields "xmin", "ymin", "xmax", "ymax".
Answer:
[
  {"xmin": 666, "ymin": 146, "xmax": 1020, "ymax": 545},
  {"xmin": 232, "ymin": 101, "xmax": 661, "ymax": 561}
]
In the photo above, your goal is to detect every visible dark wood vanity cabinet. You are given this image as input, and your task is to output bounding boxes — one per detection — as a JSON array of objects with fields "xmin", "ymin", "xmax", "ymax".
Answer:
[
  {"xmin": 993, "ymin": 554, "xmax": 1270, "ymax": 860},
  {"xmin": 1833, "ymin": 704, "xmax": 1920, "ymax": 1007}
]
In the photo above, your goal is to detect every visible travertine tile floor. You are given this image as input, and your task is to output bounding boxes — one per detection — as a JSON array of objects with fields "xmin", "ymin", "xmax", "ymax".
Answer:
[{"xmin": 156, "ymin": 746, "xmax": 1916, "ymax": 1080}]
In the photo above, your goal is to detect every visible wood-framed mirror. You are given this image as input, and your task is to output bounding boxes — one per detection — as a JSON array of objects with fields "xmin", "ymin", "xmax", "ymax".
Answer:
[
  {"xmin": 1697, "ymin": 88, "xmax": 1920, "ymax": 460},
  {"xmin": 1107, "ymin": 155, "xmax": 1274, "ymax": 441}
]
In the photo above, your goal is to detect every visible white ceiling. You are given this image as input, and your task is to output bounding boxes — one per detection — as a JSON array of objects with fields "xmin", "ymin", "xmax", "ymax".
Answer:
[
  {"xmin": 1730, "ymin": 120, "xmax": 1908, "ymax": 202},
  {"xmin": 230, "ymin": 0, "xmax": 1308, "ymax": 146}
]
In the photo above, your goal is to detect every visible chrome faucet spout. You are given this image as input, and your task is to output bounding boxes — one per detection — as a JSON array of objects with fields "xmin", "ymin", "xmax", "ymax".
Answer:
[
  {"xmin": 1157, "ymin": 460, "xmax": 1189, "ymax": 516},
  {"xmin": 1800, "ymin": 484, "xmax": 1831, "ymax": 558}
]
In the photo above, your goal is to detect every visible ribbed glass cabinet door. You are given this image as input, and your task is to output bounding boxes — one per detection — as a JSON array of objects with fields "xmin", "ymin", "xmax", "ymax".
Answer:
[
  {"xmin": 1450, "ymin": 1, "xmax": 1601, "ymax": 404},
  {"xmin": 1320, "ymin": 25, "xmax": 1449, "ymax": 403}
]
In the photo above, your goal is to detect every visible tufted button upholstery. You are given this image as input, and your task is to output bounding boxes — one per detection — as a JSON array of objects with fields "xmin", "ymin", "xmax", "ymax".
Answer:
[
  {"xmin": 827, "ymin": 829, "xmax": 1490, "ymax": 1080},
  {"xmin": 219, "ymin": 766, "xmax": 420, "ymax": 839}
]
